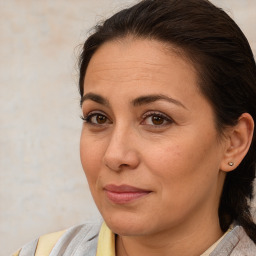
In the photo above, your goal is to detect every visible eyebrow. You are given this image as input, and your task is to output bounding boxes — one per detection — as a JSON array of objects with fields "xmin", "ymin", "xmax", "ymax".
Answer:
[
  {"xmin": 80, "ymin": 93, "xmax": 110, "ymax": 107},
  {"xmin": 132, "ymin": 94, "xmax": 187, "ymax": 109},
  {"xmin": 81, "ymin": 92, "xmax": 187, "ymax": 110}
]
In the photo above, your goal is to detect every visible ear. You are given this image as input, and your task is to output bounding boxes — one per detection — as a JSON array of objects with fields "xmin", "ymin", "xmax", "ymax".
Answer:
[{"xmin": 220, "ymin": 113, "xmax": 254, "ymax": 172}]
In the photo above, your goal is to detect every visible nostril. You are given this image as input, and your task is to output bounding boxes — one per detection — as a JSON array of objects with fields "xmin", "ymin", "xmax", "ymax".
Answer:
[
  {"xmin": 103, "ymin": 149, "xmax": 140, "ymax": 172},
  {"xmin": 102, "ymin": 132, "xmax": 140, "ymax": 171},
  {"xmin": 104, "ymin": 161, "xmax": 122, "ymax": 172},
  {"xmin": 120, "ymin": 163, "xmax": 129, "ymax": 168}
]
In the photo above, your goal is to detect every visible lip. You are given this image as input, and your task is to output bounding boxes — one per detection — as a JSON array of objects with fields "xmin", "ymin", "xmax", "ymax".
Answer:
[{"xmin": 104, "ymin": 184, "xmax": 151, "ymax": 204}]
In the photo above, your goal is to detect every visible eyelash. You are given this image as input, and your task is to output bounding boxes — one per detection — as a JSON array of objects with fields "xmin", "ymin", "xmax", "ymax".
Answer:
[
  {"xmin": 81, "ymin": 111, "xmax": 174, "ymax": 127},
  {"xmin": 81, "ymin": 111, "xmax": 111, "ymax": 126},
  {"xmin": 141, "ymin": 111, "xmax": 174, "ymax": 127}
]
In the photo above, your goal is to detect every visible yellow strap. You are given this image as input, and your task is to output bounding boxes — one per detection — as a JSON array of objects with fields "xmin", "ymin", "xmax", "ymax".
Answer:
[
  {"xmin": 12, "ymin": 249, "xmax": 21, "ymax": 256},
  {"xmin": 35, "ymin": 229, "xmax": 66, "ymax": 256},
  {"xmin": 96, "ymin": 222, "xmax": 115, "ymax": 256}
]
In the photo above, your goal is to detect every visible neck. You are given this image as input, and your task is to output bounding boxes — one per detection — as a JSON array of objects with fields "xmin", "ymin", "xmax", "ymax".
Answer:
[{"xmin": 116, "ymin": 213, "xmax": 223, "ymax": 256}]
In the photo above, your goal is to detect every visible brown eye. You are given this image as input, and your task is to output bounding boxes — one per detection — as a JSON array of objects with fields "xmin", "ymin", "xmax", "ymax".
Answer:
[
  {"xmin": 142, "ymin": 112, "xmax": 173, "ymax": 127},
  {"xmin": 82, "ymin": 112, "xmax": 111, "ymax": 125},
  {"xmin": 151, "ymin": 116, "xmax": 164, "ymax": 125},
  {"xmin": 96, "ymin": 114, "xmax": 107, "ymax": 124}
]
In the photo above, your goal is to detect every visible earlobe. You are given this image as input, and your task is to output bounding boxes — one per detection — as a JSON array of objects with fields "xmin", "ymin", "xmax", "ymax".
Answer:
[{"xmin": 220, "ymin": 113, "xmax": 254, "ymax": 172}]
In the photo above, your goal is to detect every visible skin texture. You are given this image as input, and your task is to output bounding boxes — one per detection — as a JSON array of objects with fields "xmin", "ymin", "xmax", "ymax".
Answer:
[{"xmin": 79, "ymin": 38, "xmax": 251, "ymax": 256}]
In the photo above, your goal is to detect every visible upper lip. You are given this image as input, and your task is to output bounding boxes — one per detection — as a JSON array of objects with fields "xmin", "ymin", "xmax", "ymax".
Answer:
[{"xmin": 104, "ymin": 184, "xmax": 150, "ymax": 193}]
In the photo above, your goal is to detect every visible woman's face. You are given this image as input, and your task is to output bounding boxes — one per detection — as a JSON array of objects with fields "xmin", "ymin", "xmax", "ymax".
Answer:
[{"xmin": 80, "ymin": 38, "xmax": 227, "ymax": 237}]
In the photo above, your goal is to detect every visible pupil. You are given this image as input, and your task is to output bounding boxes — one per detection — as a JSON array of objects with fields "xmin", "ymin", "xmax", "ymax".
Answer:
[
  {"xmin": 152, "ymin": 116, "xmax": 164, "ymax": 125},
  {"xmin": 97, "ymin": 115, "xmax": 106, "ymax": 124}
]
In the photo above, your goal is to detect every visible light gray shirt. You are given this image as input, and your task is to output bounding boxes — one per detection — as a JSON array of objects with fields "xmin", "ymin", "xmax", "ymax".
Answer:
[{"xmin": 16, "ymin": 222, "xmax": 256, "ymax": 256}]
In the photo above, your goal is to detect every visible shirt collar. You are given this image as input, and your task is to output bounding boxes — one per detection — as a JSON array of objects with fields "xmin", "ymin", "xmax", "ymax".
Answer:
[
  {"xmin": 96, "ymin": 222, "xmax": 115, "ymax": 256},
  {"xmin": 96, "ymin": 222, "xmax": 233, "ymax": 256}
]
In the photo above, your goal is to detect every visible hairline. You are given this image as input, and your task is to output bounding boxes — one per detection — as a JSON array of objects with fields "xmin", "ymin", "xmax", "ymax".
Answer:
[{"xmin": 82, "ymin": 33, "xmax": 228, "ymax": 138}]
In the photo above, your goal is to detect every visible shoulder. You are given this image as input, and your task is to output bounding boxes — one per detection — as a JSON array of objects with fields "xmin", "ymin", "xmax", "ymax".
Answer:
[
  {"xmin": 210, "ymin": 225, "xmax": 256, "ymax": 256},
  {"xmin": 13, "ymin": 220, "xmax": 102, "ymax": 256}
]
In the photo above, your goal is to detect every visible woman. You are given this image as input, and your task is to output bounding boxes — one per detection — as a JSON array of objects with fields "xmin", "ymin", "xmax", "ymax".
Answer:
[{"xmin": 14, "ymin": 0, "xmax": 256, "ymax": 255}]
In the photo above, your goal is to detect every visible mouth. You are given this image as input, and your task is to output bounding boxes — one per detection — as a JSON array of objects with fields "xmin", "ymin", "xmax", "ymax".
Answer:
[{"xmin": 103, "ymin": 184, "xmax": 151, "ymax": 204}]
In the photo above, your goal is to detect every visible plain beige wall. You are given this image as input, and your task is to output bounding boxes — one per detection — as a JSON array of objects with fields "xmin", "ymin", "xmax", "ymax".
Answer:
[{"xmin": 0, "ymin": 1, "xmax": 255, "ymax": 255}]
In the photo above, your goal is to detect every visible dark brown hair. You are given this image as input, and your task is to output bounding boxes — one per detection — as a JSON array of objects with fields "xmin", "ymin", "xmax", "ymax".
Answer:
[{"xmin": 78, "ymin": 0, "xmax": 256, "ymax": 242}]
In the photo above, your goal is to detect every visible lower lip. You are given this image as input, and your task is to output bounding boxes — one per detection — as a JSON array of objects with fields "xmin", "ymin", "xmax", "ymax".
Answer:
[{"xmin": 105, "ymin": 190, "xmax": 150, "ymax": 204}]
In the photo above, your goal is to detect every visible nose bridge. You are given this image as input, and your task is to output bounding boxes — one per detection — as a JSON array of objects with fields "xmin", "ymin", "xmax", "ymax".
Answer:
[
  {"xmin": 103, "ymin": 123, "xmax": 139, "ymax": 171},
  {"xmin": 110, "ymin": 124, "xmax": 127, "ymax": 147}
]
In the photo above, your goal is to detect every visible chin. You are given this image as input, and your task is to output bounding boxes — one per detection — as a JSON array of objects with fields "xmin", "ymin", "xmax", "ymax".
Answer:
[
  {"xmin": 103, "ymin": 211, "xmax": 149, "ymax": 236},
  {"xmin": 108, "ymin": 222, "xmax": 147, "ymax": 236}
]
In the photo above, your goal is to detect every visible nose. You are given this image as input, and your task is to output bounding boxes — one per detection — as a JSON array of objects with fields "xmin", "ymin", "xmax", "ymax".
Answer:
[{"xmin": 103, "ymin": 127, "xmax": 140, "ymax": 172}]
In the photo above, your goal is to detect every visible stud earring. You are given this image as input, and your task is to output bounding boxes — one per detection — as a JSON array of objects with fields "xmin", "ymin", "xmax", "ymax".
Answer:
[{"xmin": 228, "ymin": 162, "xmax": 234, "ymax": 166}]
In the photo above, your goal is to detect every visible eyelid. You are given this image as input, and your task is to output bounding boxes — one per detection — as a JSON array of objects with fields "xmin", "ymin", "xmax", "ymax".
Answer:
[
  {"xmin": 141, "ymin": 111, "xmax": 174, "ymax": 126},
  {"xmin": 83, "ymin": 110, "xmax": 105, "ymax": 116},
  {"xmin": 81, "ymin": 109, "xmax": 174, "ymax": 127},
  {"xmin": 81, "ymin": 110, "xmax": 112, "ymax": 125}
]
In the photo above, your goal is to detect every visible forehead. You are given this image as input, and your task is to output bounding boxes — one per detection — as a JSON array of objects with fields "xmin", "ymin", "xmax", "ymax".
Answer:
[
  {"xmin": 84, "ymin": 38, "xmax": 199, "ymax": 92},
  {"xmin": 83, "ymin": 38, "xmax": 216, "ymax": 130}
]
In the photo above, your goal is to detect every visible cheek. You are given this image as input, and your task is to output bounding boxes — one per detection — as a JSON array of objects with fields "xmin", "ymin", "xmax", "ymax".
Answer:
[
  {"xmin": 144, "ymin": 134, "xmax": 219, "ymax": 192},
  {"xmin": 80, "ymin": 135, "xmax": 103, "ymax": 183},
  {"xmin": 144, "ymin": 142, "xmax": 218, "ymax": 220},
  {"xmin": 144, "ymin": 142, "xmax": 189, "ymax": 177}
]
